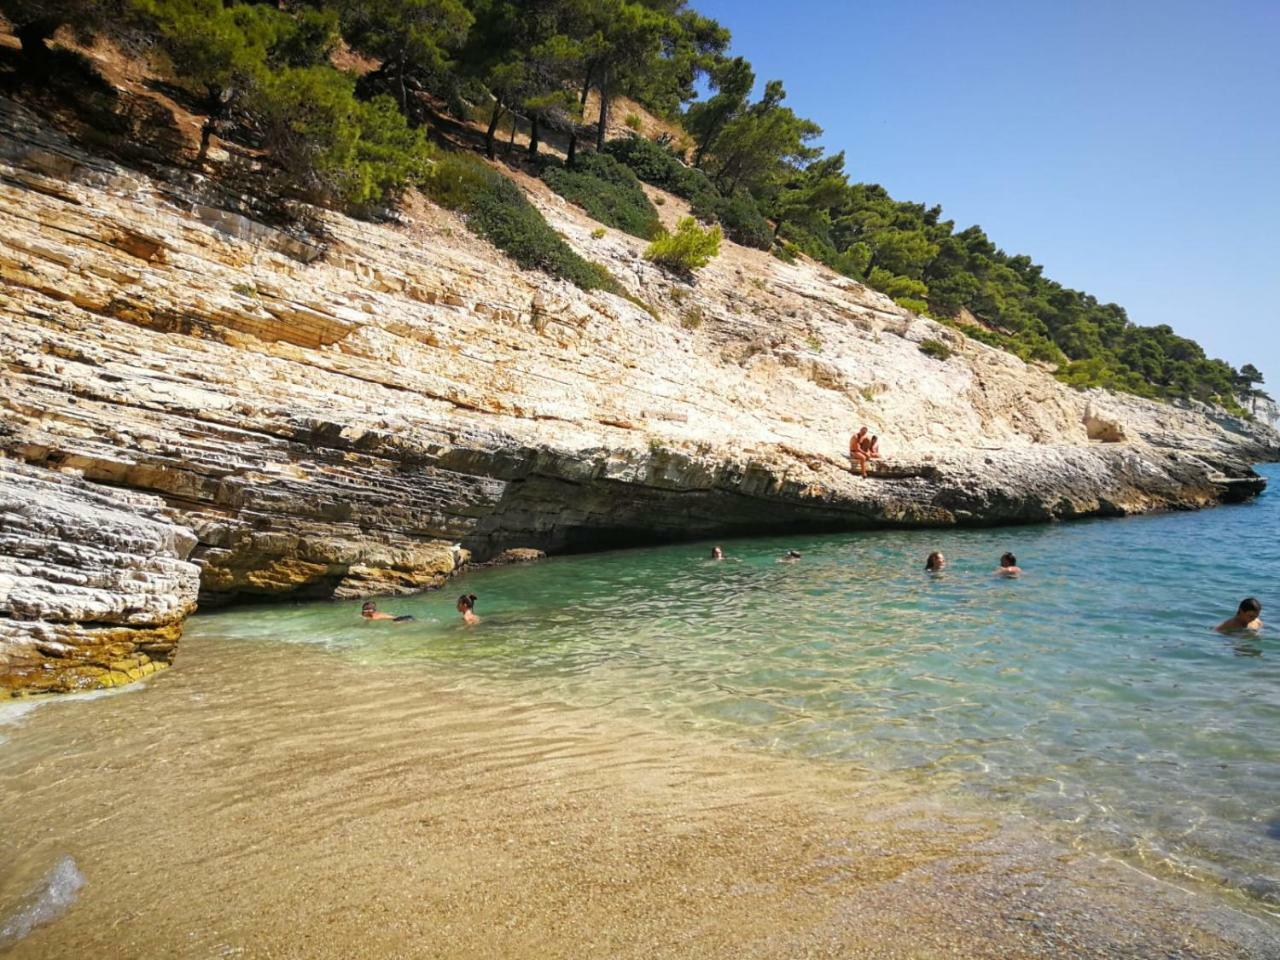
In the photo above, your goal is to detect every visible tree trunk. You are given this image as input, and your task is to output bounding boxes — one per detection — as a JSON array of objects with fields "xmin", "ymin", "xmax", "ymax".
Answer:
[
  {"xmin": 528, "ymin": 115, "xmax": 540, "ymax": 157},
  {"xmin": 197, "ymin": 121, "xmax": 213, "ymax": 167},
  {"xmin": 505, "ymin": 118, "xmax": 517, "ymax": 156},
  {"xmin": 595, "ymin": 66, "xmax": 610, "ymax": 152},
  {"xmin": 395, "ymin": 53, "xmax": 409, "ymax": 117},
  {"xmin": 485, "ymin": 101, "xmax": 504, "ymax": 160},
  {"xmin": 566, "ymin": 66, "xmax": 595, "ymax": 170},
  {"xmin": 15, "ymin": 18, "xmax": 60, "ymax": 62},
  {"xmin": 196, "ymin": 85, "xmax": 223, "ymax": 169}
]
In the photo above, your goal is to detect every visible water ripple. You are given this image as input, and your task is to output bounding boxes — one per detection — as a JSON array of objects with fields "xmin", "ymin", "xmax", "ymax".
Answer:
[{"xmin": 186, "ymin": 465, "xmax": 1280, "ymax": 905}]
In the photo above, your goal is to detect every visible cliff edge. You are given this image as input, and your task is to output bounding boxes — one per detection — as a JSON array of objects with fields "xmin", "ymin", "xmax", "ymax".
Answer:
[{"xmin": 1, "ymin": 97, "xmax": 1276, "ymax": 694}]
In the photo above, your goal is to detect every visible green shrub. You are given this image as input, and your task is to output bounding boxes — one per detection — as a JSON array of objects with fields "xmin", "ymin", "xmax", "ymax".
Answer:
[
  {"xmin": 644, "ymin": 217, "xmax": 722, "ymax": 273},
  {"xmin": 867, "ymin": 267, "xmax": 929, "ymax": 303},
  {"xmin": 255, "ymin": 66, "xmax": 427, "ymax": 207},
  {"xmin": 425, "ymin": 153, "xmax": 618, "ymax": 292},
  {"xmin": 542, "ymin": 152, "xmax": 660, "ymax": 239},
  {"xmin": 603, "ymin": 138, "xmax": 771, "ymax": 250},
  {"xmin": 772, "ymin": 241, "xmax": 798, "ymax": 264},
  {"xmin": 918, "ymin": 338, "xmax": 952, "ymax": 361},
  {"xmin": 720, "ymin": 193, "xmax": 771, "ymax": 250},
  {"xmin": 936, "ymin": 315, "xmax": 1067, "ymax": 368},
  {"xmin": 590, "ymin": 226, "xmax": 606, "ymax": 239},
  {"xmin": 1056, "ymin": 358, "xmax": 1154, "ymax": 395},
  {"xmin": 680, "ymin": 306, "xmax": 703, "ymax": 329},
  {"xmin": 603, "ymin": 135, "xmax": 713, "ymax": 199},
  {"xmin": 624, "ymin": 112, "xmax": 643, "ymax": 131},
  {"xmin": 689, "ymin": 189, "xmax": 772, "ymax": 250}
]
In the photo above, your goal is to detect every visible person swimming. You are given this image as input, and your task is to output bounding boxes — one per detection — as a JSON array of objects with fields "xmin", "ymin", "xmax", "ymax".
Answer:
[
  {"xmin": 457, "ymin": 593, "xmax": 480, "ymax": 624},
  {"xmin": 777, "ymin": 550, "xmax": 803, "ymax": 563},
  {"xmin": 361, "ymin": 600, "xmax": 415, "ymax": 622},
  {"xmin": 710, "ymin": 546, "xmax": 724, "ymax": 560},
  {"xmin": 1215, "ymin": 597, "xmax": 1262, "ymax": 633},
  {"xmin": 925, "ymin": 551, "xmax": 945, "ymax": 572},
  {"xmin": 996, "ymin": 552, "xmax": 1022, "ymax": 577}
]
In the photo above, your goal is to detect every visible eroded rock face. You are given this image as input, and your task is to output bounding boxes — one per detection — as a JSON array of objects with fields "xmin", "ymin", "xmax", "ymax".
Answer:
[
  {"xmin": 0, "ymin": 458, "xmax": 200, "ymax": 695},
  {"xmin": 0, "ymin": 96, "xmax": 1276, "ymax": 693}
]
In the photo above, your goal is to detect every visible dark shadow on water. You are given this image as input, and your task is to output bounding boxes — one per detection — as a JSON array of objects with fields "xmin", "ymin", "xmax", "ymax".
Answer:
[{"xmin": 1231, "ymin": 639, "xmax": 1263, "ymax": 658}]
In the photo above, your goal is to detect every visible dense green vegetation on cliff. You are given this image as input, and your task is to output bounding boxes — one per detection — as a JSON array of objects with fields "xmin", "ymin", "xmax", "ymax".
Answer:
[{"xmin": 2, "ymin": 0, "xmax": 1265, "ymax": 411}]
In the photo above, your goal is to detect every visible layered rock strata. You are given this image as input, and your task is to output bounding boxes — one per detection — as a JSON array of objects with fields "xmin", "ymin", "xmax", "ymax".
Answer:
[
  {"xmin": 0, "ymin": 95, "xmax": 1276, "ymax": 693},
  {"xmin": 0, "ymin": 457, "xmax": 200, "ymax": 694}
]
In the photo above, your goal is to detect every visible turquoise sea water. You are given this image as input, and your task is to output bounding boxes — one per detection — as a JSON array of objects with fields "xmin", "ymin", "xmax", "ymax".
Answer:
[{"xmin": 188, "ymin": 464, "xmax": 1280, "ymax": 910}]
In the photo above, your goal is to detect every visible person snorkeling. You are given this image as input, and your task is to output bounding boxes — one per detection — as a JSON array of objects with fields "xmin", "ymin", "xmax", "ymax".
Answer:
[
  {"xmin": 457, "ymin": 593, "xmax": 480, "ymax": 624},
  {"xmin": 1215, "ymin": 597, "xmax": 1262, "ymax": 633},
  {"xmin": 361, "ymin": 600, "xmax": 415, "ymax": 622}
]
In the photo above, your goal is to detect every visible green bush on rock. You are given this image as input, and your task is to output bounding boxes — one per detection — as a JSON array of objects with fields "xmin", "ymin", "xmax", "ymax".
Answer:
[
  {"xmin": 542, "ymin": 152, "xmax": 660, "ymax": 240},
  {"xmin": 603, "ymin": 135, "xmax": 713, "ymax": 198},
  {"xmin": 425, "ymin": 154, "xmax": 619, "ymax": 293},
  {"xmin": 689, "ymin": 189, "xmax": 772, "ymax": 250},
  {"xmin": 918, "ymin": 338, "xmax": 952, "ymax": 361},
  {"xmin": 644, "ymin": 217, "xmax": 722, "ymax": 273}
]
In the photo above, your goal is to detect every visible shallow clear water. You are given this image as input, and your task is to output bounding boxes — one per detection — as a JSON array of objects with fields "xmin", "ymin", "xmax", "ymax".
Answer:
[{"xmin": 184, "ymin": 463, "xmax": 1280, "ymax": 908}]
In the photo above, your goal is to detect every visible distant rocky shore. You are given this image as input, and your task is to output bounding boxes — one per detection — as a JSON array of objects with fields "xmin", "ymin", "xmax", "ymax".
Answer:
[{"xmin": 1, "ymin": 97, "xmax": 1276, "ymax": 695}]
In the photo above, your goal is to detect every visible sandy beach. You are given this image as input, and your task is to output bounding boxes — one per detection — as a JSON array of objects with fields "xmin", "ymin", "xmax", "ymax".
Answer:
[{"xmin": 2, "ymin": 628, "xmax": 1275, "ymax": 959}]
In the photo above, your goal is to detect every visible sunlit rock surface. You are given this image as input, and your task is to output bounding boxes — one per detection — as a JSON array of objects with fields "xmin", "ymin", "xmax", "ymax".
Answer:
[
  {"xmin": 1, "ymin": 95, "xmax": 1276, "ymax": 693},
  {"xmin": 0, "ymin": 458, "xmax": 199, "ymax": 694}
]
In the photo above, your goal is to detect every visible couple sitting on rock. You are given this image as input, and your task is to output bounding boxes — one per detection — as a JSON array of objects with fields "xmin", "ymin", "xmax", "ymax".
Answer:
[{"xmin": 848, "ymin": 426, "xmax": 881, "ymax": 478}]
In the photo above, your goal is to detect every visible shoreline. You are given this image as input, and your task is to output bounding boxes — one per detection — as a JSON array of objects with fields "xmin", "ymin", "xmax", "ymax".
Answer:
[
  {"xmin": 3, "ymin": 457, "xmax": 1275, "ymax": 700},
  {"xmin": 2, "ymin": 630, "xmax": 1276, "ymax": 958}
]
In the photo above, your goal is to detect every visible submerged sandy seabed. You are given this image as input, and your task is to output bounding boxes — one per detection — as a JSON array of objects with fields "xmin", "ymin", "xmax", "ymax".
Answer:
[{"xmin": 0, "ymin": 633, "xmax": 1276, "ymax": 959}]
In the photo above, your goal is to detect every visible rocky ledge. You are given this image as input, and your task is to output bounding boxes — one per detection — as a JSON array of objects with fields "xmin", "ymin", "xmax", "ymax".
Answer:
[{"xmin": 0, "ymin": 96, "xmax": 1276, "ymax": 695}]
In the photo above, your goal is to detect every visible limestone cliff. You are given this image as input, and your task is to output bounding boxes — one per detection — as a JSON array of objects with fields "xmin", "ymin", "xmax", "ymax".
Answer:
[
  {"xmin": 1, "ymin": 96, "xmax": 1276, "ymax": 694},
  {"xmin": 0, "ymin": 457, "xmax": 199, "ymax": 693}
]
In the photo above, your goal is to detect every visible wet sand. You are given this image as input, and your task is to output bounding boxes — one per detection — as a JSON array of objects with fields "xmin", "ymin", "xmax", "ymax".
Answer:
[{"xmin": 1, "ymin": 633, "xmax": 1276, "ymax": 959}]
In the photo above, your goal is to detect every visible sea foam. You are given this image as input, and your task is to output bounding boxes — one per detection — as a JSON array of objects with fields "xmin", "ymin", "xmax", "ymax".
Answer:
[{"xmin": 0, "ymin": 856, "xmax": 87, "ymax": 948}]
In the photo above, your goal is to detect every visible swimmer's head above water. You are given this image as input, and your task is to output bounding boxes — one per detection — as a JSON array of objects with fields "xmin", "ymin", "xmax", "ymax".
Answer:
[
  {"xmin": 925, "ymin": 551, "xmax": 945, "ymax": 572},
  {"xmin": 997, "ymin": 553, "xmax": 1022, "ymax": 577},
  {"xmin": 362, "ymin": 600, "xmax": 413, "ymax": 622},
  {"xmin": 711, "ymin": 546, "xmax": 724, "ymax": 560},
  {"xmin": 1217, "ymin": 597, "xmax": 1263, "ymax": 633},
  {"xmin": 457, "ymin": 593, "xmax": 479, "ymax": 623}
]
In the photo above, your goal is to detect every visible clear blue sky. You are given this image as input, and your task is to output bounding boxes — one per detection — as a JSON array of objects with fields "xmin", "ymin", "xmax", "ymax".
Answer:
[{"xmin": 693, "ymin": 0, "xmax": 1279, "ymax": 387}]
